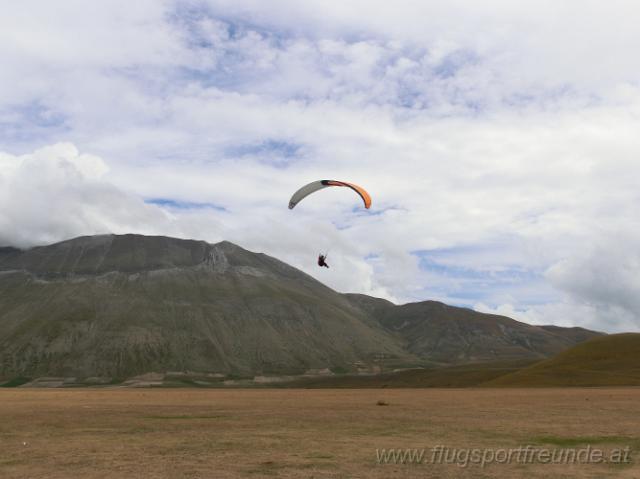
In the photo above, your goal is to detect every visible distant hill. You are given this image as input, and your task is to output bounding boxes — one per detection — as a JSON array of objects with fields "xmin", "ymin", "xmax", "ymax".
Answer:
[
  {"xmin": 538, "ymin": 325, "xmax": 604, "ymax": 345},
  {"xmin": 0, "ymin": 246, "xmax": 20, "ymax": 262},
  {"xmin": 484, "ymin": 333, "xmax": 640, "ymax": 387},
  {"xmin": 0, "ymin": 234, "xmax": 603, "ymax": 385},
  {"xmin": 346, "ymin": 294, "xmax": 602, "ymax": 364}
]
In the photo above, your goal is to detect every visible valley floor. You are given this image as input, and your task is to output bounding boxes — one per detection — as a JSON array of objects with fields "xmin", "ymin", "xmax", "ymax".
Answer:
[{"xmin": 1, "ymin": 388, "xmax": 639, "ymax": 478}]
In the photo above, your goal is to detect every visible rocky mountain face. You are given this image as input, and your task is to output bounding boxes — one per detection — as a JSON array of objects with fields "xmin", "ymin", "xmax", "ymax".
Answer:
[{"xmin": 0, "ymin": 234, "xmax": 602, "ymax": 382}]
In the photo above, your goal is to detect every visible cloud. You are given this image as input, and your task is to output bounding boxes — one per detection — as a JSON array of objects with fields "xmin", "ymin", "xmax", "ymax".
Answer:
[
  {"xmin": 0, "ymin": 143, "xmax": 171, "ymax": 246},
  {"xmin": 475, "ymin": 300, "xmax": 638, "ymax": 334},
  {"xmin": 545, "ymin": 232, "xmax": 640, "ymax": 329},
  {"xmin": 1, "ymin": 2, "xmax": 640, "ymax": 331}
]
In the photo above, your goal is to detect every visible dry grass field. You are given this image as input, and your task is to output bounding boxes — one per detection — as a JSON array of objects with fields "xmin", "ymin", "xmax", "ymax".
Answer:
[{"xmin": 1, "ymin": 388, "xmax": 639, "ymax": 478}]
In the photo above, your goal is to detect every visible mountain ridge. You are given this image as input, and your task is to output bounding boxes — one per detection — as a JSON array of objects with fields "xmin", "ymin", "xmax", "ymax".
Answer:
[{"xmin": 0, "ymin": 234, "xmax": 603, "ymax": 384}]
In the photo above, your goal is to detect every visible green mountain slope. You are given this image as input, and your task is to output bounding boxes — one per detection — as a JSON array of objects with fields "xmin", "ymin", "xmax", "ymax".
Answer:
[
  {"xmin": 483, "ymin": 333, "xmax": 640, "ymax": 386},
  {"xmin": 0, "ymin": 234, "xmax": 603, "ymax": 384},
  {"xmin": 0, "ymin": 235, "xmax": 413, "ymax": 378}
]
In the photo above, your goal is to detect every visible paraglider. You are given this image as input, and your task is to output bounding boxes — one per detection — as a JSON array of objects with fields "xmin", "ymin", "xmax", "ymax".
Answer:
[
  {"xmin": 288, "ymin": 180, "xmax": 371, "ymax": 210},
  {"xmin": 288, "ymin": 180, "xmax": 371, "ymax": 268},
  {"xmin": 317, "ymin": 254, "xmax": 329, "ymax": 268}
]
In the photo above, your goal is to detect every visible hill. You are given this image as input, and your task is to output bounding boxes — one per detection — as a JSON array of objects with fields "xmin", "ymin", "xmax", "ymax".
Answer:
[
  {"xmin": 0, "ymin": 234, "xmax": 413, "ymax": 379},
  {"xmin": 0, "ymin": 234, "xmax": 603, "ymax": 384},
  {"xmin": 484, "ymin": 333, "xmax": 640, "ymax": 387},
  {"xmin": 346, "ymin": 294, "xmax": 602, "ymax": 363}
]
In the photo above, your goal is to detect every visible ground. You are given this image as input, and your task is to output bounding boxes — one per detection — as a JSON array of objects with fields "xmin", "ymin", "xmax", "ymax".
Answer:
[{"xmin": 1, "ymin": 388, "xmax": 639, "ymax": 478}]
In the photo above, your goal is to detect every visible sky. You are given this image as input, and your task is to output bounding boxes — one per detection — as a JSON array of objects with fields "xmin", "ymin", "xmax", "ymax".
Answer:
[{"xmin": 1, "ymin": 0, "xmax": 639, "ymax": 332}]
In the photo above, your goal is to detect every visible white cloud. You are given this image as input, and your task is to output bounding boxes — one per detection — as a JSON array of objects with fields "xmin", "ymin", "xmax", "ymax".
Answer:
[
  {"xmin": 545, "ymin": 232, "xmax": 640, "ymax": 328},
  {"xmin": 1, "ymin": 1, "xmax": 640, "ymax": 331},
  {"xmin": 475, "ymin": 300, "xmax": 638, "ymax": 334},
  {"xmin": 0, "ymin": 143, "xmax": 172, "ymax": 246}
]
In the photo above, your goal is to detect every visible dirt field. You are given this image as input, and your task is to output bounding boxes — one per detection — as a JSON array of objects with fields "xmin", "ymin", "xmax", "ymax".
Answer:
[{"xmin": 1, "ymin": 388, "xmax": 639, "ymax": 478}]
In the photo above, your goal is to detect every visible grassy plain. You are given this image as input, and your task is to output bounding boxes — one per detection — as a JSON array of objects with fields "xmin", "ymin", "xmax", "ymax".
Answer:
[{"xmin": 1, "ymin": 388, "xmax": 639, "ymax": 478}]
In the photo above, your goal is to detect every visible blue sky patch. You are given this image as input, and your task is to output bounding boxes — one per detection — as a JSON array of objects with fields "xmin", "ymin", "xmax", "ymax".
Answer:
[
  {"xmin": 0, "ymin": 101, "xmax": 69, "ymax": 147},
  {"xmin": 411, "ymin": 246, "xmax": 557, "ymax": 308},
  {"xmin": 225, "ymin": 139, "xmax": 304, "ymax": 168},
  {"xmin": 146, "ymin": 198, "xmax": 227, "ymax": 211}
]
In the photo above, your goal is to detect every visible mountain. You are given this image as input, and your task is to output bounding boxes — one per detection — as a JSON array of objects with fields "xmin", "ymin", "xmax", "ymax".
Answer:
[
  {"xmin": 0, "ymin": 234, "xmax": 413, "ymax": 380},
  {"xmin": 0, "ymin": 234, "xmax": 602, "ymax": 384},
  {"xmin": 0, "ymin": 246, "xmax": 20, "ymax": 262},
  {"xmin": 483, "ymin": 333, "xmax": 640, "ymax": 387},
  {"xmin": 538, "ymin": 325, "xmax": 603, "ymax": 345},
  {"xmin": 345, "ymin": 294, "xmax": 602, "ymax": 363}
]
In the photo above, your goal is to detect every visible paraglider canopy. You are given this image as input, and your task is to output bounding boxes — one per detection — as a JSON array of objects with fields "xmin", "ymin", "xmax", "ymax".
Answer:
[{"xmin": 288, "ymin": 180, "xmax": 371, "ymax": 210}]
